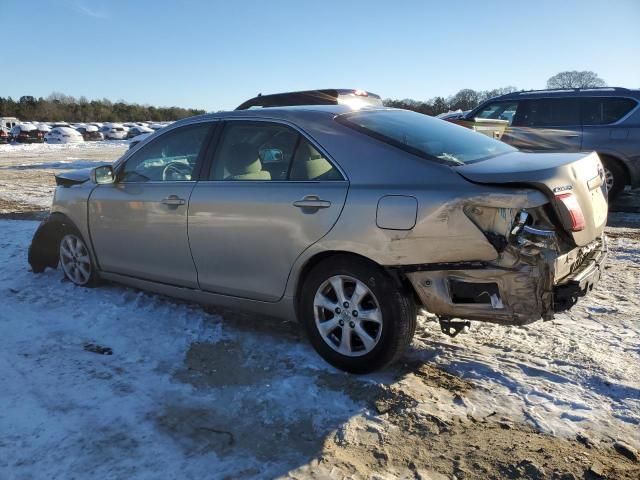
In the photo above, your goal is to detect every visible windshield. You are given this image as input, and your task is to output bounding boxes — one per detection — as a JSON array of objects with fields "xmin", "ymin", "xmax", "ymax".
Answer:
[{"xmin": 337, "ymin": 109, "xmax": 516, "ymax": 165}]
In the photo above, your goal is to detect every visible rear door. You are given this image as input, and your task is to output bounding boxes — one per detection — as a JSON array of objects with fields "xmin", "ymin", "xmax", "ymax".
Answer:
[
  {"xmin": 504, "ymin": 98, "xmax": 582, "ymax": 152},
  {"xmin": 88, "ymin": 121, "xmax": 215, "ymax": 287},
  {"xmin": 188, "ymin": 120, "xmax": 349, "ymax": 301}
]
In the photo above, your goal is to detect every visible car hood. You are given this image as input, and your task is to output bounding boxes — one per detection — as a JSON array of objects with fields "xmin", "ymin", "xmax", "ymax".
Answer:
[{"xmin": 55, "ymin": 166, "xmax": 105, "ymax": 187}]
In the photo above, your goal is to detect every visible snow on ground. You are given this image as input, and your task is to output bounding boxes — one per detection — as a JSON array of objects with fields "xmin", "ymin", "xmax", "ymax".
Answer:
[
  {"xmin": 0, "ymin": 140, "xmax": 129, "ymax": 156},
  {"xmin": 1, "ymin": 219, "xmax": 638, "ymax": 479},
  {"xmin": 402, "ymin": 221, "xmax": 640, "ymax": 448},
  {"xmin": 0, "ymin": 142, "xmax": 127, "ymax": 211},
  {"xmin": 0, "ymin": 142, "xmax": 638, "ymax": 478}
]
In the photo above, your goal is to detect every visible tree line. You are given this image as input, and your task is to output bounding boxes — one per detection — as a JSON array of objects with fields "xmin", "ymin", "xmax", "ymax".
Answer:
[
  {"xmin": 1, "ymin": 71, "xmax": 608, "ymax": 122},
  {"xmin": 383, "ymin": 70, "xmax": 608, "ymax": 116},
  {"xmin": 0, "ymin": 92, "xmax": 206, "ymax": 122},
  {"xmin": 384, "ymin": 86, "xmax": 519, "ymax": 116}
]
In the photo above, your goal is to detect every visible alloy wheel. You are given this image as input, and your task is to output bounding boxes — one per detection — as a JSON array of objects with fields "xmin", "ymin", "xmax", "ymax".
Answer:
[
  {"xmin": 313, "ymin": 275, "xmax": 383, "ymax": 357},
  {"xmin": 59, "ymin": 234, "xmax": 92, "ymax": 285},
  {"xmin": 604, "ymin": 167, "xmax": 615, "ymax": 192}
]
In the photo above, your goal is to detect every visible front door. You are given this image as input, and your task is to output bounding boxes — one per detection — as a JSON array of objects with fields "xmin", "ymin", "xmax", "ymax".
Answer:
[
  {"xmin": 88, "ymin": 122, "xmax": 214, "ymax": 287},
  {"xmin": 188, "ymin": 120, "xmax": 349, "ymax": 301}
]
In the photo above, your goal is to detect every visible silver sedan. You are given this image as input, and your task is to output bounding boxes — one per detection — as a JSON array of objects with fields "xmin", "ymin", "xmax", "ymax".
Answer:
[{"xmin": 29, "ymin": 105, "xmax": 608, "ymax": 373}]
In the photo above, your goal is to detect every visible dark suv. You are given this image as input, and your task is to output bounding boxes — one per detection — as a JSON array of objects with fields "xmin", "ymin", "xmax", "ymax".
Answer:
[{"xmin": 459, "ymin": 88, "xmax": 640, "ymax": 199}]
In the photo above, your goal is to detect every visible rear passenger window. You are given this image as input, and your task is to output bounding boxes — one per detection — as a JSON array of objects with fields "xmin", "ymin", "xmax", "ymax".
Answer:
[
  {"xmin": 581, "ymin": 97, "xmax": 637, "ymax": 125},
  {"xmin": 210, "ymin": 122, "xmax": 298, "ymax": 181},
  {"xmin": 289, "ymin": 139, "xmax": 343, "ymax": 181},
  {"xmin": 513, "ymin": 98, "xmax": 580, "ymax": 127},
  {"xmin": 210, "ymin": 121, "xmax": 344, "ymax": 181}
]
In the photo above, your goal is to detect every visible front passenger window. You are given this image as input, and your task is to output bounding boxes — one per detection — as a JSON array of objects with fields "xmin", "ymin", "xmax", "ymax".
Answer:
[
  {"xmin": 120, "ymin": 123, "xmax": 210, "ymax": 182},
  {"xmin": 474, "ymin": 101, "xmax": 519, "ymax": 125}
]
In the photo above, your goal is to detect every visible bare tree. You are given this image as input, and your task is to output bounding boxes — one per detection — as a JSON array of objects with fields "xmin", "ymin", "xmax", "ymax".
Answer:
[
  {"xmin": 480, "ymin": 86, "xmax": 518, "ymax": 101},
  {"xmin": 546, "ymin": 71, "xmax": 606, "ymax": 89},
  {"xmin": 448, "ymin": 89, "xmax": 480, "ymax": 111}
]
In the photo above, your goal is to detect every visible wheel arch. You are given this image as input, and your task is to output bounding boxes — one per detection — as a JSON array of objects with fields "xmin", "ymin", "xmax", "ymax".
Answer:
[
  {"xmin": 292, "ymin": 250, "xmax": 416, "ymax": 319},
  {"xmin": 597, "ymin": 152, "xmax": 631, "ymax": 187},
  {"xmin": 28, "ymin": 212, "xmax": 83, "ymax": 273}
]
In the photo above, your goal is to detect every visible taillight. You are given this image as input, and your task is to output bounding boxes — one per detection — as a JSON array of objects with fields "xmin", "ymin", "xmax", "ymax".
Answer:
[{"xmin": 556, "ymin": 192, "xmax": 585, "ymax": 231}]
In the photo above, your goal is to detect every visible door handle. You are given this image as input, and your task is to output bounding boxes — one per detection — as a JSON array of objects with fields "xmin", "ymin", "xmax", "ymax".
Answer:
[
  {"xmin": 161, "ymin": 195, "xmax": 186, "ymax": 206},
  {"xmin": 293, "ymin": 195, "xmax": 331, "ymax": 210}
]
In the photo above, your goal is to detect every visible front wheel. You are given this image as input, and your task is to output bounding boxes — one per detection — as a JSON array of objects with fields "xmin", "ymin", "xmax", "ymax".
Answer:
[
  {"xmin": 300, "ymin": 255, "xmax": 416, "ymax": 374},
  {"xmin": 59, "ymin": 231, "xmax": 98, "ymax": 287}
]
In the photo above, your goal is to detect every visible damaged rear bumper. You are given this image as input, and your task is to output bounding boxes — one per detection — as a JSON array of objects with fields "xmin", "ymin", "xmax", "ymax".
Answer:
[
  {"xmin": 400, "ymin": 236, "xmax": 608, "ymax": 326},
  {"xmin": 553, "ymin": 236, "xmax": 607, "ymax": 312}
]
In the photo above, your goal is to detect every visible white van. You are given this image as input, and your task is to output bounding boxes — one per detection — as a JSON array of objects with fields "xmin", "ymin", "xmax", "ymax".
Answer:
[{"xmin": 0, "ymin": 117, "xmax": 20, "ymax": 130}]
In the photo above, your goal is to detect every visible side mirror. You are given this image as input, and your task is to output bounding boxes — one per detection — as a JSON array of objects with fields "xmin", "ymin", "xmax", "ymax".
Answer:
[{"xmin": 93, "ymin": 165, "xmax": 115, "ymax": 184}]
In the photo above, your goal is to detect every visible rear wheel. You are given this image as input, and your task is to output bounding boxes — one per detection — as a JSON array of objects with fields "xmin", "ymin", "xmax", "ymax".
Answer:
[
  {"xmin": 59, "ymin": 230, "xmax": 98, "ymax": 287},
  {"xmin": 300, "ymin": 255, "xmax": 416, "ymax": 374},
  {"xmin": 601, "ymin": 158, "xmax": 626, "ymax": 201}
]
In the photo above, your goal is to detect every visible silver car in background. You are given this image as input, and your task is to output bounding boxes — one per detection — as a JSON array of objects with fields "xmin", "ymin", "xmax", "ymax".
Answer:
[{"xmin": 29, "ymin": 106, "xmax": 608, "ymax": 373}]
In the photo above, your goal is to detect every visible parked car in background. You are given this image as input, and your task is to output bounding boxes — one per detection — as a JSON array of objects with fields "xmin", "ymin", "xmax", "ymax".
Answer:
[
  {"xmin": 0, "ymin": 127, "xmax": 10, "ymax": 144},
  {"xmin": 10, "ymin": 123, "xmax": 44, "ymax": 143},
  {"xmin": 126, "ymin": 125, "xmax": 154, "ymax": 139},
  {"xmin": 29, "ymin": 105, "xmax": 608, "ymax": 373},
  {"xmin": 44, "ymin": 127, "xmax": 84, "ymax": 144},
  {"xmin": 457, "ymin": 88, "xmax": 640, "ymax": 199},
  {"xmin": 128, "ymin": 133, "xmax": 152, "ymax": 149},
  {"xmin": 1, "ymin": 117, "xmax": 20, "ymax": 131},
  {"xmin": 76, "ymin": 125, "xmax": 104, "ymax": 141},
  {"xmin": 36, "ymin": 123, "xmax": 51, "ymax": 137},
  {"xmin": 148, "ymin": 123, "xmax": 166, "ymax": 131},
  {"xmin": 436, "ymin": 109, "xmax": 469, "ymax": 121},
  {"xmin": 101, "ymin": 124, "xmax": 128, "ymax": 140}
]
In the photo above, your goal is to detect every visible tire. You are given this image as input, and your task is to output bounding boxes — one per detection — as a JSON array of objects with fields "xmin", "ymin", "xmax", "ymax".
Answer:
[
  {"xmin": 300, "ymin": 255, "xmax": 416, "ymax": 374},
  {"xmin": 58, "ymin": 227, "xmax": 99, "ymax": 287},
  {"xmin": 601, "ymin": 157, "xmax": 626, "ymax": 202}
]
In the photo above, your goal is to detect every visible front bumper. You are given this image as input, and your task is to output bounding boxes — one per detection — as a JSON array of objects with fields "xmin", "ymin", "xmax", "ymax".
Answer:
[{"xmin": 402, "ymin": 236, "xmax": 608, "ymax": 326}]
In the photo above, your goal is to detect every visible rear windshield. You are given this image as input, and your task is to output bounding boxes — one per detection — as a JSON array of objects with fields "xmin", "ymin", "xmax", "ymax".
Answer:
[{"xmin": 336, "ymin": 109, "xmax": 516, "ymax": 165}]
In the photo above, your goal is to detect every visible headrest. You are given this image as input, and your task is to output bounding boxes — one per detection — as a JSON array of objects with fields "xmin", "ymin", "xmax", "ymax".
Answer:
[{"xmin": 227, "ymin": 143, "xmax": 262, "ymax": 175}]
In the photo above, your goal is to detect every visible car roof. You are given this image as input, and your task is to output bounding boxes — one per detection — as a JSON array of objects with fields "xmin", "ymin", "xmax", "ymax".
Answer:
[
  {"xmin": 175, "ymin": 104, "xmax": 391, "ymax": 127},
  {"xmin": 488, "ymin": 87, "xmax": 640, "ymax": 101}
]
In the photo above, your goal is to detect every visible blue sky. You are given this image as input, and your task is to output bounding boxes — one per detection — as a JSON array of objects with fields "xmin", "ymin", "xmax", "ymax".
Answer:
[{"xmin": 3, "ymin": 0, "xmax": 639, "ymax": 111}]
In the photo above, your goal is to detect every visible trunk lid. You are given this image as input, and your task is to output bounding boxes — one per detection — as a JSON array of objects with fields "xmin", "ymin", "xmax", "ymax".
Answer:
[{"xmin": 456, "ymin": 151, "xmax": 608, "ymax": 246}]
